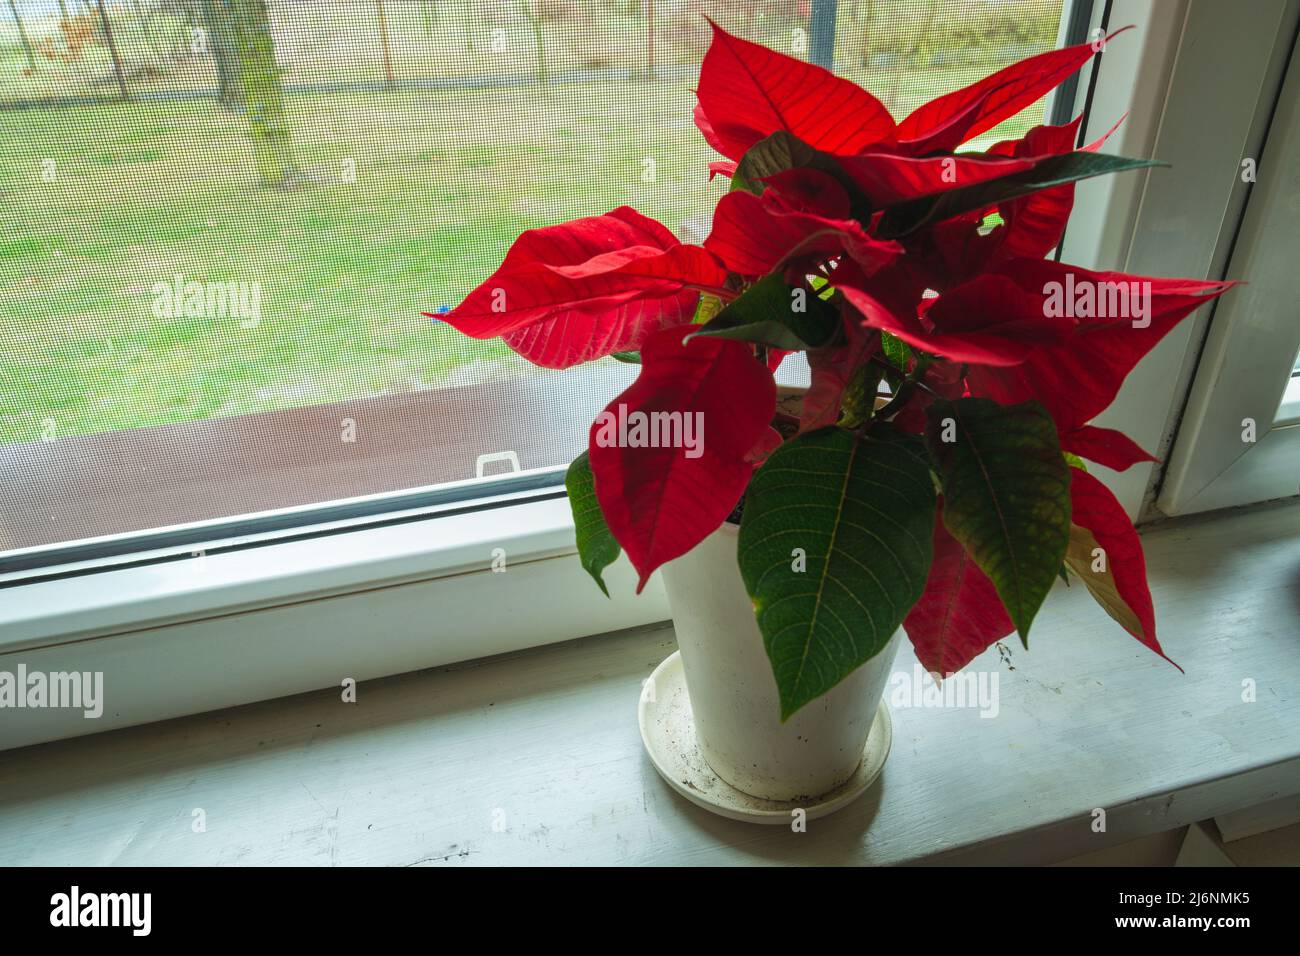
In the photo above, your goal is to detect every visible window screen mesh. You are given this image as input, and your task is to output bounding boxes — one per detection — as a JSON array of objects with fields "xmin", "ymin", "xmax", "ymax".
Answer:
[{"xmin": 0, "ymin": 0, "xmax": 1066, "ymax": 561}]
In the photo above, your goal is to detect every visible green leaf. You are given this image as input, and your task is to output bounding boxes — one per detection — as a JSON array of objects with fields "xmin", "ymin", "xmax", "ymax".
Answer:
[
  {"xmin": 838, "ymin": 361, "xmax": 884, "ymax": 429},
  {"xmin": 877, "ymin": 152, "xmax": 1164, "ymax": 237},
  {"xmin": 565, "ymin": 452, "xmax": 621, "ymax": 597},
  {"xmin": 610, "ymin": 351, "xmax": 641, "ymax": 364},
  {"xmin": 732, "ymin": 131, "xmax": 871, "ymax": 218},
  {"xmin": 693, "ymin": 292, "xmax": 725, "ymax": 325},
  {"xmin": 738, "ymin": 425, "xmax": 937, "ymax": 720},
  {"xmin": 690, "ymin": 274, "xmax": 839, "ymax": 351},
  {"xmin": 924, "ymin": 397, "xmax": 1071, "ymax": 642},
  {"xmin": 880, "ymin": 331, "xmax": 912, "ymax": 372},
  {"xmin": 735, "ymin": 131, "xmax": 836, "ymax": 189}
]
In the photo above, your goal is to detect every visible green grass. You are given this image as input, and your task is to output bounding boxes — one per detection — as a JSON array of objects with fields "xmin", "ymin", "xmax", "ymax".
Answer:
[
  {"xmin": 0, "ymin": 81, "xmax": 727, "ymax": 445},
  {"xmin": 0, "ymin": 66, "xmax": 1050, "ymax": 447}
]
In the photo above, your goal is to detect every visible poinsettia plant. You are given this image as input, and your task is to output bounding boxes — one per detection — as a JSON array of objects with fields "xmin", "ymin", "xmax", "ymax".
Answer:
[{"xmin": 431, "ymin": 21, "xmax": 1233, "ymax": 719}]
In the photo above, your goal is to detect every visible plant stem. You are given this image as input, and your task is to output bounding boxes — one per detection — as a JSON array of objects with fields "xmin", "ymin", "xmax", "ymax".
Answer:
[{"xmin": 873, "ymin": 354, "xmax": 933, "ymax": 421}]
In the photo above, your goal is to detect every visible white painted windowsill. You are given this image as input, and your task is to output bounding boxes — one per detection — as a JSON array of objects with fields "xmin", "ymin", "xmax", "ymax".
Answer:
[{"xmin": 0, "ymin": 499, "xmax": 1297, "ymax": 866}]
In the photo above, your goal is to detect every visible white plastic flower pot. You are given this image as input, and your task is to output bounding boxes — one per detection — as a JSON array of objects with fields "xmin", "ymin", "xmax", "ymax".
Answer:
[{"xmin": 659, "ymin": 522, "xmax": 902, "ymax": 802}]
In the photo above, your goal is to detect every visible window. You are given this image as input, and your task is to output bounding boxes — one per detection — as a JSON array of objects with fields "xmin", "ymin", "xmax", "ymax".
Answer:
[
  {"xmin": 4, "ymin": 0, "xmax": 1103, "ymax": 749},
  {"xmin": 2, "ymin": 0, "xmax": 1070, "ymax": 575}
]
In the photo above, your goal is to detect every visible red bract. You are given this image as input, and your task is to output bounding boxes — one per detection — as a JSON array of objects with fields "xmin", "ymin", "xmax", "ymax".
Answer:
[
  {"xmin": 705, "ymin": 187, "xmax": 901, "ymax": 278},
  {"xmin": 838, "ymin": 152, "xmax": 1033, "ymax": 207},
  {"xmin": 839, "ymin": 268, "xmax": 1076, "ymax": 367},
  {"xmin": 964, "ymin": 259, "xmax": 1234, "ymax": 432},
  {"xmin": 694, "ymin": 18, "xmax": 895, "ymax": 160},
  {"xmin": 801, "ymin": 325, "xmax": 879, "ymax": 433},
  {"xmin": 1062, "ymin": 425, "xmax": 1158, "ymax": 472},
  {"xmin": 904, "ymin": 501, "xmax": 1015, "ymax": 675},
  {"xmin": 896, "ymin": 27, "xmax": 1131, "ymax": 145},
  {"xmin": 987, "ymin": 116, "xmax": 1085, "ymax": 260},
  {"xmin": 1069, "ymin": 468, "xmax": 1178, "ymax": 669},
  {"xmin": 587, "ymin": 326, "xmax": 776, "ymax": 592},
  {"xmin": 433, "ymin": 207, "xmax": 728, "ymax": 368},
  {"xmin": 985, "ymin": 114, "xmax": 1125, "ymax": 260}
]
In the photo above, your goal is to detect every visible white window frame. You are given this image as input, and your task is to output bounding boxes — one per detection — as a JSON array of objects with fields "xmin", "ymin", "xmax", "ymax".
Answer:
[
  {"xmin": 5, "ymin": 0, "xmax": 1294, "ymax": 751},
  {"xmin": 1055, "ymin": 0, "xmax": 1300, "ymax": 520},
  {"xmin": 0, "ymin": 487, "xmax": 671, "ymax": 750},
  {"xmin": 1156, "ymin": 18, "xmax": 1300, "ymax": 515}
]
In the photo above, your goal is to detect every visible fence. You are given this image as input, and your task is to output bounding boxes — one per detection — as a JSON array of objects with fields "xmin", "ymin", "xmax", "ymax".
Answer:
[
  {"xmin": 0, "ymin": 0, "xmax": 1062, "ymax": 110},
  {"xmin": 0, "ymin": 1, "xmax": 841, "ymax": 108}
]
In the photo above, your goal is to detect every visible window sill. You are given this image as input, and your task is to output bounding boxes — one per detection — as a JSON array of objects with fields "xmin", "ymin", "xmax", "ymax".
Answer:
[
  {"xmin": 0, "ymin": 493, "xmax": 671, "ymax": 751},
  {"xmin": 1, "ymin": 498, "xmax": 1297, "ymax": 865}
]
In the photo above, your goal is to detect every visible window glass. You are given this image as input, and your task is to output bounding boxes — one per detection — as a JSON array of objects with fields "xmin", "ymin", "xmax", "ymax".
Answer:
[{"xmin": 1, "ymin": 0, "xmax": 1065, "ymax": 563}]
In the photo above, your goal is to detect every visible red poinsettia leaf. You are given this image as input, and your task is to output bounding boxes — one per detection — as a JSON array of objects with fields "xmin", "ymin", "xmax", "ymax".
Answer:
[
  {"xmin": 434, "ymin": 207, "xmax": 728, "ymax": 369},
  {"xmin": 1069, "ymin": 468, "xmax": 1179, "ymax": 669},
  {"xmin": 766, "ymin": 347, "xmax": 790, "ymax": 372},
  {"xmin": 965, "ymin": 260, "xmax": 1234, "ymax": 430},
  {"xmin": 479, "ymin": 205, "xmax": 679, "ymax": 278},
  {"xmin": 705, "ymin": 188, "xmax": 900, "ymax": 277},
  {"xmin": 896, "ymin": 27, "xmax": 1132, "ymax": 146},
  {"xmin": 760, "ymin": 167, "xmax": 852, "ymax": 218},
  {"xmin": 800, "ymin": 325, "xmax": 879, "ymax": 432},
  {"xmin": 997, "ymin": 183, "xmax": 1077, "ymax": 261},
  {"xmin": 993, "ymin": 119, "xmax": 1080, "ymax": 258},
  {"xmin": 1063, "ymin": 425, "xmax": 1158, "ymax": 471},
  {"xmin": 1083, "ymin": 112, "xmax": 1128, "ymax": 152},
  {"xmin": 500, "ymin": 243, "xmax": 729, "ymax": 367},
  {"xmin": 745, "ymin": 426, "xmax": 785, "ymax": 464},
  {"xmin": 835, "ymin": 265, "xmax": 1070, "ymax": 366},
  {"xmin": 588, "ymin": 325, "xmax": 776, "ymax": 591},
  {"xmin": 904, "ymin": 501, "xmax": 1015, "ymax": 675},
  {"xmin": 919, "ymin": 272, "xmax": 1076, "ymax": 363},
  {"xmin": 988, "ymin": 115, "xmax": 1082, "ymax": 158},
  {"xmin": 893, "ymin": 127, "xmax": 1141, "ymax": 285},
  {"xmin": 838, "ymin": 152, "xmax": 1034, "ymax": 207},
  {"xmin": 988, "ymin": 117, "xmax": 1092, "ymax": 261},
  {"xmin": 708, "ymin": 159, "xmax": 739, "ymax": 180},
  {"xmin": 901, "ymin": 212, "xmax": 1005, "ymax": 292},
  {"xmin": 437, "ymin": 207, "xmax": 687, "ymax": 333},
  {"xmin": 831, "ymin": 265, "xmax": 934, "ymax": 344},
  {"xmin": 694, "ymin": 101, "xmax": 729, "ymax": 157},
  {"xmin": 895, "ymin": 79, "xmax": 1018, "ymax": 156},
  {"xmin": 695, "ymin": 18, "xmax": 895, "ymax": 161}
]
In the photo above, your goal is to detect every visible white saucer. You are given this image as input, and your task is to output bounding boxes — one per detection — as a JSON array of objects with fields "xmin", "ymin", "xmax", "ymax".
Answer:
[{"xmin": 637, "ymin": 651, "xmax": 892, "ymax": 824}]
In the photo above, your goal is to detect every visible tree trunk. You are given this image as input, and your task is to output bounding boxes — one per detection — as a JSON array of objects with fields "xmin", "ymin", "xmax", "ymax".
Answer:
[
  {"xmin": 520, "ymin": 1, "xmax": 546, "ymax": 85},
  {"xmin": 376, "ymin": 0, "xmax": 395, "ymax": 87},
  {"xmin": 94, "ymin": 0, "xmax": 131, "ymax": 99},
  {"xmin": 201, "ymin": 0, "xmax": 242, "ymax": 108},
  {"xmin": 226, "ymin": 0, "xmax": 297, "ymax": 186},
  {"xmin": 5, "ymin": 0, "xmax": 36, "ymax": 72}
]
